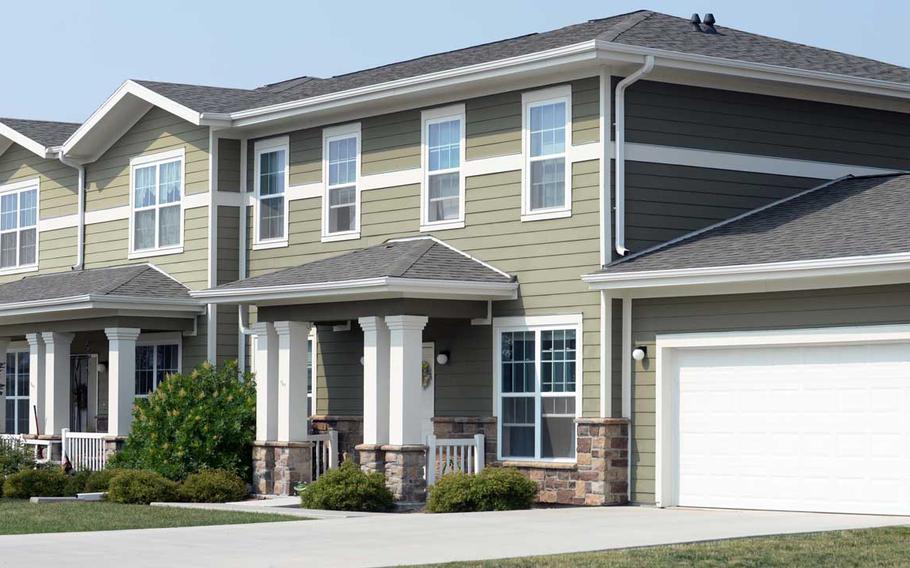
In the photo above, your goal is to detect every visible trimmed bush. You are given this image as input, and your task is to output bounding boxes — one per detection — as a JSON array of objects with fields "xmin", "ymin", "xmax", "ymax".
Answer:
[
  {"xmin": 109, "ymin": 361, "xmax": 256, "ymax": 480},
  {"xmin": 107, "ymin": 470, "xmax": 178, "ymax": 504},
  {"xmin": 299, "ymin": 461, "xmax": 394, "ymax": 512},
  {"xmin": 63, "ymin": 470, "xmax": 92, "ymax": 496},
  {"xmin": 427, "ymin": 467, "xmax": 537, "ymax": 513},
  {"xmin": 84, "ymin": 469, "xmax": 125, "ymax": 493},
  {"xmin": 3, "ymin": 468, "xmax": 68, "ymax": 498},
  {"xmin": 0, "ymin": 443, "xmax": 35, "ymax": 477},
  {"xmin": 178, "ymin": 469, "xmax": 247, "ymax": 503}
]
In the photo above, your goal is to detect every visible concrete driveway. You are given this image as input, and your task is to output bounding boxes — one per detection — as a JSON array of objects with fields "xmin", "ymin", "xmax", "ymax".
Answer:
[{"xmin": 0, "ymin": 506, "xmax": 906, "ymax": 568}]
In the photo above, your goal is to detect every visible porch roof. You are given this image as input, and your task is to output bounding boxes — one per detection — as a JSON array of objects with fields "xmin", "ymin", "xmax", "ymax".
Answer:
[{"xmin": 193, "ymin": 236, "xmax": 518, "ymax": 305}]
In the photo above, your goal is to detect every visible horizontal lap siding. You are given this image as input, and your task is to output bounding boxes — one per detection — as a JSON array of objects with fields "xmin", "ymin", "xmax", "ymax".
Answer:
[
  {"xmin": 217, "ymin": 139, "xmax": 241, "ymax": 192},
  {"xmin": 314, "ymin": 325, "xmax": 364, "ymax": 415},
  {"xmin": 429, "ymin": 319, "xmax": 493, "ymax": 416},
  {"xmin": 216, "ymin": 205, "xmax": 240, "ymax": 364},
  {"xmin": 623, "ymin": 79, "xmax": 910, "ymax": 170},
  {"xmin": 0, "ymin": 145, "xmax": 78, "ymax": 219},
  {"xmin": 629, "ymin": 284, "xmax": 910, "ymax": 504},
  {"xmin": 362, "ymin": 110, "xmax": 420, "ymax": 175}
]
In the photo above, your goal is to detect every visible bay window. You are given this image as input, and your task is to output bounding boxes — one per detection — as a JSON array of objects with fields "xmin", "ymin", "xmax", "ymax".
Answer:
[
  {"xmin": 522, "ymin": 86, "xmax": 572, "ymax": 221},
  {"xmin": 130, "ymin": 149, "xmax": 184, "ymax": 256},
  {"xmin": 5, "ymin": 351, "xmax": 29, "ymax": 433},
  {"xmin": 496, "ymin": 315, "xmax": 582, "ymax": 461},
  {"xmin": 254, "ymin": 137, "xmax": 289, "ymax": 247},
  {"xmin": 0, "ymin": 179, "xmax": 38, "ymax": 271},
  {"xmin": 135, "ymin": 343, "xmax": 180, "ymax": 397},
  {"xmin": 421, "ymin": 105, "xmax": 465, "ymax": 230},
  {"xmin": 322, "ymin": 123, "xmax": 361, "ymax": 241}
]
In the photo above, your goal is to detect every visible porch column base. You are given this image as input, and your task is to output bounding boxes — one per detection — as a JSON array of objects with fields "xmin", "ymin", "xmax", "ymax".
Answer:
[
  {"xmin": 354, "ymin": 443, "xmax": 385, "ymax": 474},
  {"xmin": 102, "ymin": 436, "xmax": 127, "ymax": 462},
  {"xmin": 252, "ymin": 440, "xmax": 314, "ymax": 496},
  {"xmin": 381, "ymin": 444, "xmax": 427, "ymax": 503}
]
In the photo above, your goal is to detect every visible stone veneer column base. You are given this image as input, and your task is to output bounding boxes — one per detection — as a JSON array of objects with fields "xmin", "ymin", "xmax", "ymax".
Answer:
[
  {"xmin": 252, "ymin": 440, "xmax": 315, "ymax": 496},
  {"xmin": 354, "ymin": 443, "xmax": 385, "ymax": 474},
  {"xmin": 102, "ymin": 436, "xmax": 127, "ymax": 463},
  {"xmin": 381, "ymin": 444, "xmax": 427, "ymax": 503}
]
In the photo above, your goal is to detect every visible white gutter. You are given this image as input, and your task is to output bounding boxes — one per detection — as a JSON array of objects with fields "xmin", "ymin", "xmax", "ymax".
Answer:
[
  {"xmin": 613, "ymin": 55, "xmax": 655, "ymax": 257},
  {"xmin": 57, "ymin": 152, "xmax": 85, "ymax": 270}
]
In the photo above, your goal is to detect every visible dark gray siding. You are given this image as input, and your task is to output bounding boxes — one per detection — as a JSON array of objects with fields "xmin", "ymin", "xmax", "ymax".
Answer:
[{"xmin": 217, "ymin": 138, "xmax": 241, "ymax": 192}]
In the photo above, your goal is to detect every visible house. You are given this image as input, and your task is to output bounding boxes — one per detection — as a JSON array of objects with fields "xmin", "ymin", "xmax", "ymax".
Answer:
[{"xmin": 1, "ymin": 10, "xmax": 908, "ymax": 512}]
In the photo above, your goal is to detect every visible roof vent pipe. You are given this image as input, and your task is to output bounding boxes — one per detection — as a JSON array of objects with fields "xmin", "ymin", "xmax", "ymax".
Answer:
[
  {"xmin": 614, "ymin": 55, "xmax": 655, "ymax": 257},
  {"xmin": 703, "ymin": 13, "xmax": 717, "ymax": 32},
  {"xmin": 689, "ymin": 13, "xmax": 701, "ymax": 30}
]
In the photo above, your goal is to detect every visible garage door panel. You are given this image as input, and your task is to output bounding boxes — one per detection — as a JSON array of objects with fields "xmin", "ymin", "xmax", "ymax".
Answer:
[{"xmin": 675, "ymin": 341, "xmax": 910, "ymax": 515}]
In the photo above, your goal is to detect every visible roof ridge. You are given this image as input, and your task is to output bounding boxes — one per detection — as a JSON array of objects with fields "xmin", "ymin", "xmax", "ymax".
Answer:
[
  {"xmin": 596, "ymin": 10, "xmax": 656, "ymax": 42},
  {"xmin": 393, "ymin": 238, "xmax": 437, "ymax": 277},
  {"xmin": 99, "ymin": 264, "xmax": 153, "ymax": 295}
]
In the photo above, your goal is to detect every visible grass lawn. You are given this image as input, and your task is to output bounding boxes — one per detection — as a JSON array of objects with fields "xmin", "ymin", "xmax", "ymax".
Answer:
[
  {"xmin": 0, "ymin": 498, "xmax": 300, "ymax": 535},
  {"xmin": 419, "ymin": 526, "xmax": 910, "ymax": 567}
]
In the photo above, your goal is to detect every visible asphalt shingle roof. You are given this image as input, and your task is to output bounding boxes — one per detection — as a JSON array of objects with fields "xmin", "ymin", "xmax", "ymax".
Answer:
[
  {"xmin": 0, "ymin": 118, "xmax": 80, "ymax": 148},
  {"xmin": 213, "ymin": 237, "xmax": 514, "ymax": 291},
  {"xmin": 0, "ymin": 264, "xmax": 191, "ymax": 305},
  {"xmin": 134, "ymin": 10, "xmax": 910, "ymax": 115},
  {"xmin": 599, "ymin": 174, "xmax": 910, "ymax": 274}
]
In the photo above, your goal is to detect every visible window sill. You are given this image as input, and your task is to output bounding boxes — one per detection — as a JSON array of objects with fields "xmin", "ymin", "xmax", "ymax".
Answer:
[
  {"xmin": 0, "ymin": 264, "xmax": 38, "ymax": 276},
  {"xmin": 520, "ymin": 209, "xmax": 572, "ymax": 222},
  {"xmin": 321, "ymin": 231, "xmax": 360, "ymax": 243},
  {"xmin": 498, "ymin": 460, "xmax": 577, "ymax": 470},
  {"xmin": 419, "ymin": 220, "xmax": 465, "ymax": 232},
  {"xmin": 128, "ymin": 246, "xmax": 184, "ymax": 260},
  {"xmin": 252, "ymin": 239, "xmax": 289, "ymax": 251}
]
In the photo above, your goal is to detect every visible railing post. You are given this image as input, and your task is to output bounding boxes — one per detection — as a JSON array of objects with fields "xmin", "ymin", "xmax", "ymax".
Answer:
[
  {"xmin": 426, "ymin": 434, "xmax": 437, "ymax": 486},
  {"xmin": 474, "ymin": 433, "xmax": 485, "ymax": 473},
  {"xmin": 328, "ymin": 430, "xmax": 339, "ymax": 469},
  {"xmin": 61, "ymin": 428, "xmax": 69, "ymax": 466}
]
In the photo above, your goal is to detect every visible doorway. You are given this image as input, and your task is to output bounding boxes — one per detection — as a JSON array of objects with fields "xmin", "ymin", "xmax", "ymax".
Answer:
[{"xmin": 70, "ymin": 355, "xmax": 98, "ymax": 432}]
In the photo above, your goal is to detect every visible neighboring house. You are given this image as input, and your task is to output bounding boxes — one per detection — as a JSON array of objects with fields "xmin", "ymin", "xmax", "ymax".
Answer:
[{"xmin": 1, "ymin": 10, "xmax": 908, "ymax": 513}]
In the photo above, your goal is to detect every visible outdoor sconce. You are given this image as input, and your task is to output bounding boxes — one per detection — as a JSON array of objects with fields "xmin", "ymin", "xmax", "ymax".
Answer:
[
  {"xmin": 98, "ymin": 363, "xmax": 107, "ymax": 374},
  {"xmin": 436, "ymin": 351, "xmax": 450, "ymax": 366},
  {"xmin": 359, "ymin": 356, "xmax": 364, "ymax": 366},
  {"xmin": 631, "ymin": 346, "xmax": 647, "ymax": 362}
]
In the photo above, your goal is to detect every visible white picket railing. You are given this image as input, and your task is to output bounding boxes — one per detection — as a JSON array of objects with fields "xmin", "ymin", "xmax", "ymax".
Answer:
[
  {"xmin": 2, "ymin": 434, "xmax": 55, "ymax": 463},
  {"xmin": 0, "ymin": 433, "xmax": 24, "ymax": 450},
  {"xmin": 310, "ymin": 430, "xmax": 339, "ymax": 480},
  {"xmin": 61, "ymin": 429, "xmax": 107, "ymax": 471},
  {"xmin": 426, "ymin": 434, "xmax": 485, "ymax": 486}
]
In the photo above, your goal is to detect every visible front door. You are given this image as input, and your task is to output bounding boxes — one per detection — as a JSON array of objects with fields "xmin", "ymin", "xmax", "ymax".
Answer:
[{"xmin": 70, "ymin": 355, "xmax": 98, "ymax": 432}]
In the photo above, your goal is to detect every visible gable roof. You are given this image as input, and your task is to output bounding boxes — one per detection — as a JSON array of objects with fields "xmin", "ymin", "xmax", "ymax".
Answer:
[
  {"xmin": 131, "ymin": 10, "xmax": 910, "ymax": 115},
  {"xmin": 593, "ymin": 173, "xmax": 910, "ymax": 276},
  {"xmin": 0, "ymin": 118, "xmax": 80, "ymax": 158}
]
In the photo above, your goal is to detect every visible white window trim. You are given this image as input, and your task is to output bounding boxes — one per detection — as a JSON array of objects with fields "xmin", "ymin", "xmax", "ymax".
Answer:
[
  {"xmin": 521, "ymin": 85, "xmax": 572, "ymax": 222},
  {"xmin": 493, "ymin": 313, "xmax": 583, "ymax": 463},
  {"xmin": 0, "ymin": 178, "xmax": 40, "ymax": 275},
  {"xmin": 134, "ymin": 333, "xmax": 183, "ymax": 398},
  {"xmin": 420, "ymin": 104, "xmax": 466, "ymax": 232},
  {"xmin": 128, "ymin": 148, "xmax": 186, "ymax": 259},
  {"xmin": 4, "ymin": 348, "xmax": 29, "ymax": 434},
  {"xmin": 321, "ymin": 123, "xmax": 362, "ymax": 242},
  {"xmin": 252, "ymin": 136, "xmax": 290, "ymax": 250}
]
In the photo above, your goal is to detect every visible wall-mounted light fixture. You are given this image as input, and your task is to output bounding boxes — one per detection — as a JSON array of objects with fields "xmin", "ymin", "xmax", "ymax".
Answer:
[
  {"xmin": 359, "ymin": 356, "xmax": 364, "ymax": 366},
  {"xmin": 436, "ymin": 351, "xmax": 450, "ymax": 366},
  {"xmin": 632, "ymin": 346, "xmax": 647, "ymax": 362}
]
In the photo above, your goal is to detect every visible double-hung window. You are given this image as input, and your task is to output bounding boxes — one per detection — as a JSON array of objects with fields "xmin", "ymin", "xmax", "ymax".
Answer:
[
  {"xmin": 0, "ymin": 179, "xmax": 38, "ymax": 271},
  {"xmin": 496, "ymin": 315, "xmax": 582, "ymax": 461},
  {"xmin": 254, "ymin": 137, "xmax": 289, "ymax": 247},
  {"xmin": 135, "ymin": 342, "xmax": 180, "ymax": 398},
  {"xmin": 322, "ymin": 123, "xmax": 361, "ymax": 241},
  {"xmin": 5, "ymin": 350, "xmax": 29, "ymax": 434},
  {"xmin": 421, "ymin": 105, "xmax": 465, "ymax": 230},
  {"xmin": 130, "ymin": 149, "xmax": 184, "ymax": 256},
  {"xmin": 522, "ymin": 86, "xmax": 571, "ymax": 221}
]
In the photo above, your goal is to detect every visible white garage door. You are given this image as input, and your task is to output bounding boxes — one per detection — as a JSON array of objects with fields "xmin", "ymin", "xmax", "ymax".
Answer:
[{"xmin": 676, "ymin": 342, "xmax": 910, "ymax": 515}]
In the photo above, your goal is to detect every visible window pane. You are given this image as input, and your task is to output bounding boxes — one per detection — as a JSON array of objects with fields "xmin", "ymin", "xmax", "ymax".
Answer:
[
  {"xmin": 428, "ymin": 172, "xmax": 459, "ymax": 222},
  {"xmin": 328, "ymin": 186, "xmax": 355, "ymax": 233},
  {"xmin": 328, "ymin": 137, "xmax": 357, "ymax": 186},
  {"xmin": 17, "ymin": 399, "xmax": 28, "ymax": 434},
  {"xmin": 134, "ymin": 165, "xmax": 157, "ymax": 208},
  {"xmin": 530, "ymin": 102, "xmax": 566, "ymax": 157},
  {"xmin": 155, "ymin": 344, "xmax": 179, "ymax": 390},
  {"xmin": 158, "ymin": 205, "xmax": 180, "ymax": 247},
  {"xmin": 530, "ymin": 158, "xmax": 565, "ymax": 210},
  {"xmin": 18, "ymin": 190, "xmax": 36, "ymax": 227},
  {"xmin": 542, "ymin": 415, "xmax": 576, "ymax": 458},
  {"xmin": 158, "ymin": 161, "xmax": 181, "ymax": 204},
  {"xmin": 502, "ymin": 396, "xmax": 535, "ymax": 459},
  {"xmin": 0, "ymin": 233, "xmax": 17, "ymax": 268},
  {"xmin": 5, "ymin": 399, "xmax": 13, "ymax": 434},
  {"xmin": 501, "ymin": 331, "xmax": 535, "ymax": 393},
  {"xmin": 259, "ymin": 150, "xmax": 285, "ymax": 196},
  {"xmin": 134, "ymin": 209, "xmax": 156, "ymax": 250},
  {"xmin": 5, "ymin": 352, "xmax": 14, "ymax": 394},
  {"xmin": 18, "ymin": 228, "xmax": 35, "ymax": 266},
  {"xmin": 258, "ymin": 196, "xmax": 284, "ymax": 240},
  {"xmin": 428, "ymin": 119, "xmax": 460, "ymax": 171},
  {"xmin": 0, "ymin": 193, "xmax": 17, "ymax": 231},
  {"xmin": 541, "ymin": 329, "xmax": 576, "ymax": 392},
  {"xmin": 16, "ymin": 352, "xmax": 28, "ymax": 397},
  {"xmin": 135, "ymin": 345, "xmax": 155, "ymax": 396}
]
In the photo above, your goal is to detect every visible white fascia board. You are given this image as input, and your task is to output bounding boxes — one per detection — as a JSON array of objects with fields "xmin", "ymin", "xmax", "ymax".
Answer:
[
  {"xmin": 191, "ymin": 277, "xmax": 518, "ymax": 304},
  {"xmin": 0, "ymin": 294, "xmax": 205, "ymax": 318},
  {"xmin": 0, "ymin": 122, "xmax": 52, "ymax": 158}
]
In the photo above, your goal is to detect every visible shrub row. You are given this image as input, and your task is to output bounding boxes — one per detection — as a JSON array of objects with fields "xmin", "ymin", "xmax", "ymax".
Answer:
[
  {"xmin": 426, "ymin": 468, "xmax": 538, "ymax": 513},
  {"xmin": 298, "ymin": 461, "xmax": 394, "ymax": 512}
]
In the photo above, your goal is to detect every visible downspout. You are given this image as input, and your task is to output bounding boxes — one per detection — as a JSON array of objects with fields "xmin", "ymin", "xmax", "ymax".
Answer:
[
  {"xmin": 57, "ymin": 152, "xmax": 85, "ymax": 270},
  {"xmin": 238, "ymin": 139, "xmax": 252, "ymax": 372},
  {"xmin": 614, "ymin": 55, "xmax": 655, "ymax": 256}
]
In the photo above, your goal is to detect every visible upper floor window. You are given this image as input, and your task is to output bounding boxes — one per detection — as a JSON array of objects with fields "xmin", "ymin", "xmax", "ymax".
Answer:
[
  {"xmin": 254, "ymin": 137, "xmax": 289, "ymax": 248},
  {"xmin": 522, "ymin": 86, "xmax": 572, "ymax": 221},
  {"xmin": 0, "ymin": 179, "xmax": 38, "ymax": 271},
  {"xmin": 421, "ymin": 105, "xmax": 465, "ymax": 231},
  {"xmin": 322, "ymin": 123, "xmax": 361, "ymax": 242},
  {"xmin": 130, "ymin": 149, "xmax": 184, "ymax": 256}
]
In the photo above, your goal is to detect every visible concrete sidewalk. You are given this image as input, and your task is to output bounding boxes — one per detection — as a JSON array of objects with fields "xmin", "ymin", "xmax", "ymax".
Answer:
[{"xmin": 0, "ymin": 506, "xmax": 906, "ymax": 568}]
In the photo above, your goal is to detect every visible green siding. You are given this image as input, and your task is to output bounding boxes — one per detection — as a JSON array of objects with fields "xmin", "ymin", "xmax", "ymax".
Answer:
[
  {"xmin": 0, "ymin": 144, "xmax": 78, "ymax": 219},
  {"xmin": 362, "ymin": 110, "xmax": 420, "ymax": 175},
  {"xmin": 217, "ymin": 138, "xmax": 241, "ymax": 192},
  {"xmin": 629, "ymin": 284, "xmax": 910, "ymax": 504},
  {"xmin": 314, "ymin": 325, "xmax": 363, "ymax": 415}
]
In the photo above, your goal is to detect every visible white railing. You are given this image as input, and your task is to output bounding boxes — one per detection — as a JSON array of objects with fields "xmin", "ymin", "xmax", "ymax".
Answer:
[
  {"xmin": 0, "ymin": 433, "xmax": 24, "ymax": 450},
  {"xmin": 426, "ymin": 434, "xmax": 485, "ymax": 486},
  {"xmin": 309, "ymin": 430, "xmax": 339, "ymax": 480},
  {"xmin": 61, "ymin": 429, "xmax": 107, "ymax": 471},
  {"xmin": 2, "ymin": 434, "xmax": 55, "ymax": 464}
]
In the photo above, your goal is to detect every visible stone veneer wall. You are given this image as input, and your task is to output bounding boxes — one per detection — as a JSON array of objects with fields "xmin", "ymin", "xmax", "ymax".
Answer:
[
  {"xmin": 311, "ymin": 415, "xmax": 363, "ymax": 463},
  {"xmin": 252, "ymin": 441, "xmax": 314, "ymax": 496},
  {"xmin": 431, "ymin": 416, "xmax": 497, "ymax": 466}
]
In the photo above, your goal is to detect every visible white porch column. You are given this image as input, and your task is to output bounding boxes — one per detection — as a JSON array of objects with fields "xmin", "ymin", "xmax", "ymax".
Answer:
[
  {"xmin": 385, "ymin": 315, "xmax": 428, "ymax": 446},
  {"xmin": 358, "ymin": 316, "xmax": 390, "ymax": 445},
  {"xmin": 42, "ymin": 332, "xmax": 74, "ymax": 435},
  {"xmin": 274, "ymin": 321, "xmax": 312, "ymax": 442},
  {"xmin": 105, "ymin": 328, "xmax": 141, "ymax": 437},
  {"xmin": 251, "ymin": 322, "xmax": 279, "ymax": 441},
  {"xmin": 26, "ymin": 334, "xmax": 45, "ymax": 435},
  {"xmin": 0, "ymin": 339, "xmax": 8, "ymax": 432}
]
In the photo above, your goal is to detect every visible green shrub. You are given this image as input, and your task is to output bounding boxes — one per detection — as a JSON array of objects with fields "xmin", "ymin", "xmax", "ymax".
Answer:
[
  {"xmin": 83, "ymin": 469, "xmax": 125, "ymax": 493},
  {"xmin": 63, "ymin": 470, "xmax": 92, "ymax": 496},
  {"xmin": 109, "ymin": 361, "xmax": 256, "ymax": 480},
  {"xmin": 107, "ymin": 470, "xmax": 178, "ymax": 505},
  {"xmin": 178, "ymin": 469, "xmax": 247, "ymax": 503},
  {"xmin": 299, "ymin": 461, "xmax": 393, "ymax": 512},
  {"xmin": 427, "ymin": 467, "xmax": 537, "ymax": 513},
  {"xmin": 0, "ymin": 443, "xmax": 35, "ymax": 477},
  {"xmin": 3, "ymin": 468, "xmax": 68, "ymax": 498}
]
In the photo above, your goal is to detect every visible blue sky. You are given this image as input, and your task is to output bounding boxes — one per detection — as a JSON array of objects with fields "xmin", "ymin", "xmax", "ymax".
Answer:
[{"xmin": 2, "ymin": 0, "xmax": 907, "ymax": 123}]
